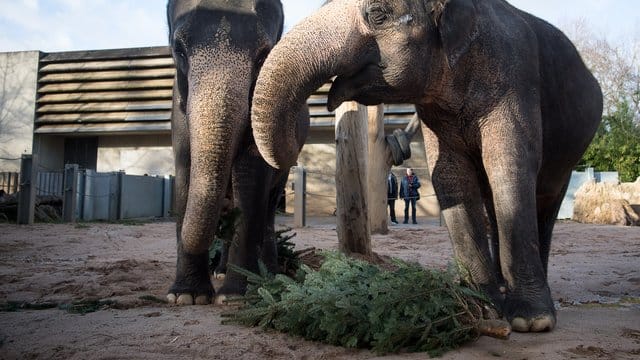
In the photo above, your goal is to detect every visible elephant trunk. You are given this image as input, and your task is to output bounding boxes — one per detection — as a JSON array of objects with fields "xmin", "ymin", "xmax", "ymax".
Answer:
[
  {"xmin": 251, "ymin": 1, "xmax": 360, "ymax": 170},
  {"xmin": 181, "ymin": 70, "xmax": 249, "ymax": 254}
]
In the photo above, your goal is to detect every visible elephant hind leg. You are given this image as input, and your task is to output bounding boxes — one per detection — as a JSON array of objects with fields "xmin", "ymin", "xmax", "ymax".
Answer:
[
  {"xmin": 479, "ymin": 177, "xmax": 504, "ymax": 290},
  {"xmin": 536, "ymin": 172, "xmax": 571, "ymax": 275},
  {"xmin": 502, "ymin": 182, "xmax": 565, "ymax": 331}
]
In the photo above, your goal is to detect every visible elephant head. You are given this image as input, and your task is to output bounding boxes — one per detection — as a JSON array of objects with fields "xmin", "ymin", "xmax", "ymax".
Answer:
[
  {"xmin": 252, "ymin": 0, "xmax": 477, "ymax": 169},
  {"xmin": 167, "ymin": 0, "xmax": 284, "ymax": 253}
]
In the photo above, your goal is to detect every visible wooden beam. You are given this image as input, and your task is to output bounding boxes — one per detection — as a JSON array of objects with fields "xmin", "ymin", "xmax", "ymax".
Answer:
[
  {"xmin": 37, "ymin": 100, "xmax": 172, "ymax": 114},
  {"xmin": 39, "ymin": 68, "xmax": 175, "ymax": 83},
  {"xmin": 39, "ymin": 46, "xmax": 171, "ymax": 63},
  {"xmin": 37, "ymin": 89, "xmax": 173, "ymax": 104},
  {"xmin": 367, "ymin": 104, "xmax": 390, "ymax": 235},
  {"xmin": 40, "ymin": 58, "xmax": 174, "ymax": 73},
  {"xmin": 38, "ymin": 79, "xmax": 174, "ymax": 94},
  {"xmin": 36, "ymin": 111, "xmax": 171, "ymax": 124}
]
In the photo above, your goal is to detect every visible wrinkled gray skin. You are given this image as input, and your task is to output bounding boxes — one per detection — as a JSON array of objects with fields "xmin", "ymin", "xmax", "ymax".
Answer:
[
  {"xmin": 251, "ymin": 0, "xmax": 602, "ymax": 332},
  {"xmin": 166, "ymin": 0, "xmax": 308, "ymax": 305}
]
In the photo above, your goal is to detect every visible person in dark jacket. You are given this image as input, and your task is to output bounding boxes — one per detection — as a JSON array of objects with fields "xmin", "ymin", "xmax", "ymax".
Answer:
[
  {"xmin": 399, "ymin": 168, "xmax": 421, "ymax": 224},
  {"xmin": 387, "ymin": 170, "xmax": 398, "ymax": 224}
]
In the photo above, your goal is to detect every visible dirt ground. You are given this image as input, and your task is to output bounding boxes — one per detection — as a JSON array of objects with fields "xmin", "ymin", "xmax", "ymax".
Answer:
[{"xmin": 0, "ymin": 216, "xmax": 639, "ymax": 360}]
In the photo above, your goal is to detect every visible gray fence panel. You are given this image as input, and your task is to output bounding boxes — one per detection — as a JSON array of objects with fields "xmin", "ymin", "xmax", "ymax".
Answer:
[
  {"xmin": 37, "ymin": 171, "xmax": 64, "ymax": 197},
  {"xmin": 595, "ymin": 172, "xmax": 619, "ymax": 183},
  {"xmin": 120, "ymin": 175, "xmax": 164, "ymax": 219},
  {"xmin": 80, "ymin": 170, "xmax": 118, "ymax": 221},
  {"xmin": 558, "ymin": 170, "xmax": 593, "ymax": 220}
]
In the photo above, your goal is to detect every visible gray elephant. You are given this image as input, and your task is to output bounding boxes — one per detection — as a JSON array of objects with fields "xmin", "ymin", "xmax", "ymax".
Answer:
[
  {"xmin": 166, "ymin": 0, "xmax": 308, "ymax": 305},
  {"xmin": 250, "ymin": 0, "xmax": 602, "ymax": 332}
]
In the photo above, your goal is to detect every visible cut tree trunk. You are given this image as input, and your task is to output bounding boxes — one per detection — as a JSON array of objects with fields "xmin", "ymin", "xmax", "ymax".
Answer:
[{"xmin": 335, "ymin": 102, "xmax": 371, "ymax": 256}]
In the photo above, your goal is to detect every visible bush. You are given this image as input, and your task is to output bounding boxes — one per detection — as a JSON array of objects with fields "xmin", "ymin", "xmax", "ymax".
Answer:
[{"xmin": 580, "ymin": 101, "xmax": 640, "ymax": 182}]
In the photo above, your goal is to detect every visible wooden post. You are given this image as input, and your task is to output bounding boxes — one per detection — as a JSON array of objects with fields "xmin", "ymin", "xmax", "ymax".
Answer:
[
  {"xmin": 293, "ymin": 166, "xmax": 306, "ymax": 227},
  {"xmin": 17, "ymin": 154, "xmax": 37, "ymax": 225},
  {"xmin": 419, "ymin": 121, "xmax": 443, "ymax": 225},
  {"xmin": 162, "ymin": 175, "xmax": 173, "ymax": 218},
  {"xmin": 62, "ymin": 164, "xmax": 79, "ymax": 222},
  {"xmin": 335, "ymin": 102, "xmax": 371, "ymax": 256},
  {"xmin": 108, "ymin": 171, "xmax": 123, "ymax": 222},
  {"xmin": 367, "ymin": 104, "xmax": 390, "ymax": 235}
]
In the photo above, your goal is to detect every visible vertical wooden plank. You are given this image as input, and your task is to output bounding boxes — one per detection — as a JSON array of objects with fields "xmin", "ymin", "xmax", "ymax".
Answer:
[
  {"xmin": 367, "ymin": 104, "xmax": 390, "ymax": 235},
  {"xmin": 335, "ymin": 102, "xmax": 371, "ymax": 256},
  {"xmin": 108, "ymin": 172, "xmax": 120, "ymax": 222},
  {"xmin": 63, "ymin": 164, "xmax": 79, "ymax": 222},
  {"xmin": 13, "ymin": 173, "xmax": 19, "ymax": 194}
]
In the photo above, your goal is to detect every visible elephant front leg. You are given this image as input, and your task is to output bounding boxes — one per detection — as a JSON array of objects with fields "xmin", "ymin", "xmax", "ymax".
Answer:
[
  {"xmin": 167, "ymin": 94, "xmax": 214, "ymax": 305},
  {"xmin": 481, "ymin": 120, "xmax": 555, "ymax": 332}
]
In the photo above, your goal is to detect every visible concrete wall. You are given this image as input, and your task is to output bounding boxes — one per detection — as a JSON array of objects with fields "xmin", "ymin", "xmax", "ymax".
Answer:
[
  {"xmin": 97, "ymin": 135, "xmax": 174, "ymax": 176},
  {"xmin": 32, "ymin": 135, "xmax": 65, "ymax": 172},
  {"xmin": 0, "ymin": 51, "xmax": 39, "ymax": 172},
  {"xmin": 285, "ymin": 128, "xmax": 440, "ymax": 218}
]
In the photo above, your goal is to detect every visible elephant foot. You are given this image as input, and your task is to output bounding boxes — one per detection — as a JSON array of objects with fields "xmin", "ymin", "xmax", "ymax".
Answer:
[
  {"xmin": 214, "ymin": 293, "xmax": 231, "ymax": 306},
  {"xmin": 504, "ymin": 290, "xmax": 556, "ymax": 332},
  {"xmin": 214, "ymin": 277, "xmax": 246, "ymax": 305},
  {"xmin": 167, "ymin": 280, "xmax": 214, "ymax": 306},
  {"xmin": 168, "ymin": 250, "xmax": 213, "ymax": 305},
  {"xmin": 167, "ymin": 293, "xmax": 211, "ymax": 305},
  {"xmin": 510, "ymin": 314, "xmax": 556, "ymax": 333}
]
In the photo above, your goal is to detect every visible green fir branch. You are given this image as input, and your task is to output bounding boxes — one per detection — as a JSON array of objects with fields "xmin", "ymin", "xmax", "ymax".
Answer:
[{"xmin": 224, "ymin": 251, "xmax": 494, "ymax": 356}]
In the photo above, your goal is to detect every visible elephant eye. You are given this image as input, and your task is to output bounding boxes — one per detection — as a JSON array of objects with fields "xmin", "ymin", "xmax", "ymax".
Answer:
[
  {"xmin": 172, "ymin": 40, "xmax": 189, "ymax": 73},
  {"xmin": 367, "ymin": 3, "xmax": 391, "ymax": 27}
]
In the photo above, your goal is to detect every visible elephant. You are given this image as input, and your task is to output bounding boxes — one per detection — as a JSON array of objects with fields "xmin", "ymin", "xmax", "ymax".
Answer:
[
  {"xmin": 250, "ymin": 0, "xmax": 603, "ymax": 332},
  {"xmin": 166, "ymin": 0, "xmax": 308, "ymax": 305}
]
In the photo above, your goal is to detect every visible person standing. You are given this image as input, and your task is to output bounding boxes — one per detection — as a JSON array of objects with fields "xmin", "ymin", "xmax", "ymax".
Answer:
[
  {"xmin": 400, "ymin": 168, "xmax": 421, "ymax": 224},
  {"xmin": 387, "ymin": 170, "xmax": 399, "ymax": 224}
]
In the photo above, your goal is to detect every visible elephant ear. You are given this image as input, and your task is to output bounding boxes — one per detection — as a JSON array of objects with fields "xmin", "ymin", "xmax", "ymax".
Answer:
[{"xmin": 433, "ymin": 0, "xmax": 478, "ymax": 68}]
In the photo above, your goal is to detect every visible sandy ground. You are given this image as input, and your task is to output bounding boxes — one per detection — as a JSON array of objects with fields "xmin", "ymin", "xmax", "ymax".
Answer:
[{"xmin": 0, "ymin": 216, "xmax": 639, "ymax": 360}]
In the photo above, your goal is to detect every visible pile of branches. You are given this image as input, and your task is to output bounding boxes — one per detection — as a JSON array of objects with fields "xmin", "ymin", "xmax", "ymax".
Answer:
[
  {"xmin": 223, "ymin": 251, "xmax": 509, "ymax": 356},
  {"xmin": 0, "ymin": 193, "xmax": 62, "ymax": 223}
]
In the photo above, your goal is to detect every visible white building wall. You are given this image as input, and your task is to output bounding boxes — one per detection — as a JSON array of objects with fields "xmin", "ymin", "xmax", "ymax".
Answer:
[{"xmin": 0, "ymin": 51, "xmax": 39, "ymax": 171}]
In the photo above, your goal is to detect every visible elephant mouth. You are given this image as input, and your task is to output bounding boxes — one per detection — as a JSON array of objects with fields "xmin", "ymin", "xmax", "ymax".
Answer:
[{"xmin": 327, "ymin": 62, "xmax": 387, "ymax": 111}]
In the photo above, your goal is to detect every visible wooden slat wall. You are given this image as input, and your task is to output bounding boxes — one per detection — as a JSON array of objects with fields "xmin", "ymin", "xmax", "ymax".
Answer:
[
  {"xmin": 34, "ymin": 46, "xmax": 415, "ymax": 135},
  {"xmin": 35, "ymin": 47, "xmax": 174, "ymax": 134}
]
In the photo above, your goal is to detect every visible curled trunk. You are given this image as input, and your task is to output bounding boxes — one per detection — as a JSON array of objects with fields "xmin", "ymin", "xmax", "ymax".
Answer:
[{"xmin": 251, "ymin": 1, "xmax": 359, "ymax": 169}]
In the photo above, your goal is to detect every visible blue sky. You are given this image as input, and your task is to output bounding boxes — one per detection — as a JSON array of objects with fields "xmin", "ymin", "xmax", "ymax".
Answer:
[{"xmin": 0, "ymin": 0, "xmax": 637, "ymax": 53}]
